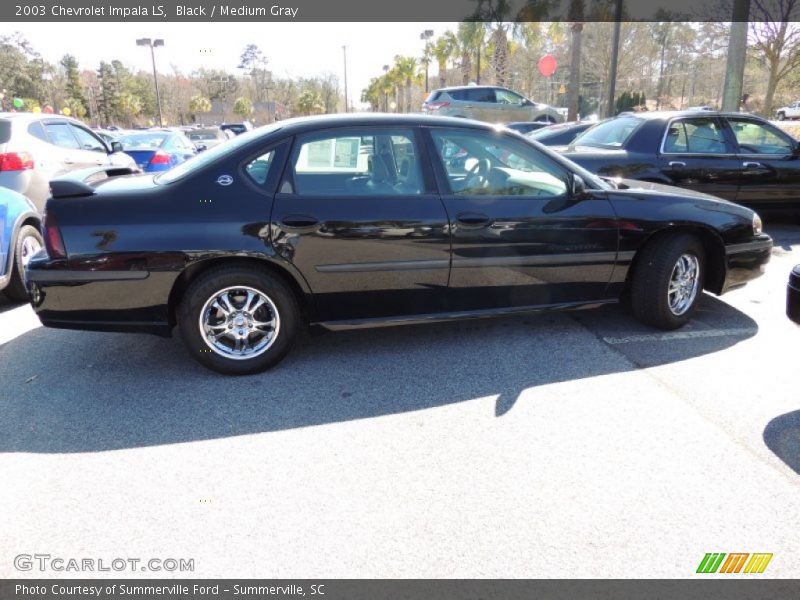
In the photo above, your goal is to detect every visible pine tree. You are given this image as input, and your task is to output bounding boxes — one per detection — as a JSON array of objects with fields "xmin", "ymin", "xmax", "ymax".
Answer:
[{"xmin": 60, "ymin": 54, "xmax": 88, "ymax": 118}]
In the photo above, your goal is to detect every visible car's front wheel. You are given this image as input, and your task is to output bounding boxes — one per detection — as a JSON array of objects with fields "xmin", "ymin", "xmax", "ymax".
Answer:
[
  {"xmin": 630, "ymin": 233, "xmax": 706, "ymax": 330},
  {"xmin": 178, "ymin": 265, "xmax": 299, "ymax": 375},
  {"xmin": 4, "ymin": 224, "xmax": 43, "ymax": 302}
]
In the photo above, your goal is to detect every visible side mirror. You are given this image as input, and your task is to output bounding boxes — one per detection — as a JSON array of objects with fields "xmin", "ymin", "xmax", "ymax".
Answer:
[
  {"xmin": 793, "ymin": 141, "xmax": 800, "ymax": 156},
  {"xmin": 570, "ymin": 173, "xmax": 587, "ymax": 196},
  {"xmin": 110, "ymin": 141, "xmax": 123, "ymax": 154}
]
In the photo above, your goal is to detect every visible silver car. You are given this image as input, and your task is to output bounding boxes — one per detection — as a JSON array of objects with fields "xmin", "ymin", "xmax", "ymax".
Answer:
[
  {"xmin": 421, "ymin": 86, "xmax": 563, "ymax": 124},
  {"xmin": 0, "ymin": 113, "xmax": 137, "ymax": 211}
]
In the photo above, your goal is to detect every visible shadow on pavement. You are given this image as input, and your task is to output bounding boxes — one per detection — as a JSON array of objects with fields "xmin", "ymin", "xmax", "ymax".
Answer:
[
  {"xmin": 764, "ymin": 410, "xmax": 800, "ymax": 476},
  {"xmin": 0, "ymin": 294, "xmax": 758, "ymax": 453},
  {"xmin": 0, "ymin": 295, "xmax": 24, "ymax": 314}
]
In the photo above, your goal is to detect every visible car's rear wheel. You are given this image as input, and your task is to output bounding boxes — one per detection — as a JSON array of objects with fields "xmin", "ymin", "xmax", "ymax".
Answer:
[
  {"xmin": 630, "ymin": 233, "xmax": 705, "ymax": 330},
  {"xmin": 178, "ymin": 265, "xmax": 299, "ymax": 375},
  {"xmin": 777, "ymin": 112, "xmax": 786, "ymax": 121},
  {"xmin": 4, "ymin": 225, "xmax": 43, "ymax": 302}
]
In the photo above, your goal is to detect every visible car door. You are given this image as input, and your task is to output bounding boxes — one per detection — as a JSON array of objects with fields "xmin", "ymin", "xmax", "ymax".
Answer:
[
  {"xmin": 723, "ymin": 116, "xmax": 800, "ymax": 210},
  {"xmin": 426, "ymin": 126, "xmax": 618, "ymax": 311},
  {"xmin": 657, "ymin": 116, "xmax": 740, "ymax": 201},
  {"xmin": 494, "ymin": 88, "xmax": 530, "ymax": 122},
  {"xmin": 42, "ymin": 120, "xmax": 85, "ymax": 174},
  {"xmin": 465, "ymin": 88, "xmax": 497, "ymax": 122},
  {"xmin": 69, "ymin": 123, "xmax": 112, "ymax": 168},
  {"xmin": 270, "ymin": 126, "xmax": 451, "ymax": 323}
]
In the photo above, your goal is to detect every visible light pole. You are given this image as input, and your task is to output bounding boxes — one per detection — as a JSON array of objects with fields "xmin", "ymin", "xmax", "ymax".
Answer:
[
  {"xmin": 136, "ymin": 37, "xmax": 164, "ymax": 127},
  {"xmin": 420, "ymin": 29, "xmax": 434, "ymax": 93},
  {"xmin": 342, "ymin": 45, "xmax": 349, "ymax": 113}
]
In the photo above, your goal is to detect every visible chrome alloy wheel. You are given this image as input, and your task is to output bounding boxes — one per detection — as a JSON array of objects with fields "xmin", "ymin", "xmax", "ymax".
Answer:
[
  {"xmin": 667, "ymin": 253, "xmax": 700, "ymax": 316},
  {"xmin": 198, "ymin": 286, "xmax": 280, "ymax": 360},
  {"xmin": 20, "ymin": 235, "xmax": 42, "ymax": 267}
]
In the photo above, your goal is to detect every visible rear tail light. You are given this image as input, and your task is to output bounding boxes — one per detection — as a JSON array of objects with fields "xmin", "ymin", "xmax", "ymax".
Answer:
[
  {"xmin": 425, "ymin": 101, "xmax": 450, "ymax": 111},
  {"xmin": 43, "ymin": 211, "xmax": 67, "ymax": 260},
  {"xmin": 149, "ymin": 151, "xmax": 171, "ymax": 166},
  {"xmin": 0, "ymin": 152, "xmax": 34, "ymax": 171}
]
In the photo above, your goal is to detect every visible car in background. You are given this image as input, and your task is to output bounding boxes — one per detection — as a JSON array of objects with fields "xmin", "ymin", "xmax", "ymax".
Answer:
[
  {"xmin": 556, "ymin": 111, "xmax": 800, "ymax": 211},
  {"xmin": 0, "ymin": 113, "xmax": 137, "ymax": 211},
  {"xmin": 504, "ymin": 122, "xmax": 549, "ymax": 135},
  {"xmin": 0, "ymin": 187, "xmax": 41, "ymax": 301},
  {"xmin": 119, "ymin": 130, "xmax": 197, "ymax": 172},
  {"xmin": 776, "ymin": 101, "xmax": 800, "ymax": 121},
  {"xmin": 26, "ymin": 113, "xmax": 770, "ymax": 375},
  {"xmin": 220, "ymin": 122, "xmax": 253, "ymax": 136},
  {"xmin": 422, "ymin": 86, "xmax": 563, "ymax": 124},
  {"xmin": 789, "ymin": 265, "xmax": 800, "ymax": 324},
  {"xmin": 93, "ymin": 128, "xmax": 122, "ymax": 145},
  {"xmin": 527, "ymin": 121, "xmax": 598, "ymax": 146},
  {"xmin": 185, "ymin": 127, "xmax": 230, "ymax": 151}
]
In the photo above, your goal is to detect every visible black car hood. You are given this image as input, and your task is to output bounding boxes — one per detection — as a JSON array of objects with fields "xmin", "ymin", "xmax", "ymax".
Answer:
[{"xmin": 609, "ymin": 178, "xmax": 755, "ymax": 218}]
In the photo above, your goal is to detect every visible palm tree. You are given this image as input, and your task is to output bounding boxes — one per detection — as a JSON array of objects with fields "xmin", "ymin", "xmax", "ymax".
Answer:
[
  {"xmin": 473, "ymin": 0, "xmax": 513, "ymax": 86},
  {"xmin": 432, "ymin": 33, "xmax": 457, "ymax": 88},
  {"xmin": 296, "ymin": 89, "xmax": 324, "ymax": 115},
  {"xmin": 456, "ymin": 22, "xmax": 485, "ymax": 84},
  {"xmin": 393, "ymin": 56, "xmax": 419, "ymax": 113},
  {"xmin": 361, "ymin": 77, "xmax": 381, "ymax": 111},
  {"xmin": 188, "ymin": 94, "xmax": 211, "ymax": 122}
]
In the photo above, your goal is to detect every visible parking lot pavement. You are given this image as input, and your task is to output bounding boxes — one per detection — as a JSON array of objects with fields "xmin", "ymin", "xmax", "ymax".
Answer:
[{"xmin": 1, "ymin": 223, "xmax": 799, "ymax": 579}]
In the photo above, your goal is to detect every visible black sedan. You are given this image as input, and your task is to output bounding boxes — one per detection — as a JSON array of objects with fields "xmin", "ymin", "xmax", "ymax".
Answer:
[
  {"xmin": 557, "ymin": 111, "xmax": 800, "ymax": 211},
  {"xmin": 527, "ymin": 120, "xmax": 597, "ymax": 146},
  {"xmin": 26, "ymin": 114, "xmax": 772, "ymax": 375},
  {"xmin": 789, "ymin": 265, "xmax": 800, "ymax": 324}
]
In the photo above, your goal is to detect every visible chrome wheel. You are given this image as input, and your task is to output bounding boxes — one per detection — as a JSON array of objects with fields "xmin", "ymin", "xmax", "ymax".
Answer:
[
  {"xmin": 198, "ymin": 286, "xmax": 280, "ymax": 360},
  {"xmin": 20, "ymin": 235, "xmax": 42, "ymax": 267},
  {"xmin": 667, "ymin": 253, "xmax": 700, "ymax": 316}
]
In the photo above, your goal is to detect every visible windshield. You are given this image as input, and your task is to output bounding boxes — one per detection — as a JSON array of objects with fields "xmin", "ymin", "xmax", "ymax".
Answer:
[
  {"xmin": 188, "ymin": 131, "xmax": 221, "ymax": 141},
  {"xmin": 120, "ymin": 133, "xmax": 168, "ymax": 150},
  {"xmin": 155, "ymin": 123, "xmax": 282, "ymax": 184},
  {"xmin": 572, "ymin": 116, "xmax": 643, "ymax": 148},
  {"xmin": 527, "ymin": 123, "xmax": 573, "ymax": 140}
]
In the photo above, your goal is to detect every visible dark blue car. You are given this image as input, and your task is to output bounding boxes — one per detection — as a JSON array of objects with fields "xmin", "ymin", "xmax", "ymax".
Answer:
[
  {"xmin": 119, "ymin": 130, "xmax": 198, "ymax": 172},
  {"xmin": 0, "ymin": 188, "xmax": 41, "ymax": 301}
]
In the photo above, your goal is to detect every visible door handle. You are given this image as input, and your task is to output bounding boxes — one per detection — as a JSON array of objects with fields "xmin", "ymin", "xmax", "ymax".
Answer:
[
  {"xmin": 668, "ymin": 161, "xmax": 686, "ymax": 168},
  {"xmin": 456, "ymin": 212, "xmax": 491, "ymax": 227},
  {"xmin": 281, "ymin": 215, "xmax": 319, "ymax": 229},
  {"xmin": 743, "ymin": 161, "xmax": 763, "ymax": 168}
]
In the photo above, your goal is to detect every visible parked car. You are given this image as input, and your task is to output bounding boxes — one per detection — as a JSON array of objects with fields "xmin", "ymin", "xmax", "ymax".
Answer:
[
  {"xmin": 527, "ymin": 121, "xmax": 598, "ymax": 146},
  {"xmin": 0, "ymin": 188, "xmax": 41, "ymax": 301},
  {"xmin": 26, "ymin": 114, "xmax": 771, "ymax": 375},
  {"xmin": 505, "ymin": 122, "xmax": 549, "ymax": 135},
  {"xmin": 422, "ymin": 86, "xmax": 563, "ymax": 124},
  {"xmin": 556, "ymin": 111, "xmax": 800, "ymax": 211},
  {"xmin": 776, "ymin": 101, "xmax": 800, "ymax": 121},
  {"xmin": 185, "ymin": 127, "xmax": 230, "ymax": 151},
  {"xmin": 118, "ymin": 131, "xmax": 197, "ymax": 172},
  {"xmin": 0, "ymin": 113, "xmax": 137, "ymax": 211},
  {"xmin": 789, "ymin": 265, "xmax": 800, "ymax": 324},
  {"xmin": 220, "ymin": 122, "xmax": 253, "ymax": 136}
]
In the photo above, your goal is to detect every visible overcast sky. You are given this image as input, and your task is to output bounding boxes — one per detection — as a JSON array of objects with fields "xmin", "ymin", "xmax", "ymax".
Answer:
[{"xmin": 9, "ymin": 22, "xmax": 458, "ymax": 107}]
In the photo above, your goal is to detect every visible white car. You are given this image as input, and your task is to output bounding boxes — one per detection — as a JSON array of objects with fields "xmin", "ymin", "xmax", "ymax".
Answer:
[{"xmin": 776, "ymin": 101, "xmax": 800, "ymax": 120}]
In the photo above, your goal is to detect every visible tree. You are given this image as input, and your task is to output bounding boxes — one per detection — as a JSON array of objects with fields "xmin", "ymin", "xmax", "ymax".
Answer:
[
  {"xmin": 238, "ymin": 43, "xmax": 271, "ymax": 103},
  {"xmin": 233, "ymin": 96, "xmax": 253, "ymax": 119},
  {"xmin": 456, "ymin": 22, "xmax": 485, "ymax": 84},
  {"xmin": 473, "ymin": 0, "xmax": 513, "ymax": 86},
  {"xmin": 60, "ymin": 54, "xmax": 88, "ymax": 117},
  {"xmin": 296, "ymin": 89, "xmax": 324, "ymax": 115},
  {"xmin": 432, "ymin": 32, "xmax": 457, "ymax": 88},
  {"xmin": 188, "ymin": 94, "xmax": 212, "ymax": 122},
  {"xmin": 750, "ymin": 0, "xmax": 800, "ymax": 116},
  {"xmin": 567, "ymin": 0, "xmax": 585, "ymax": 121}
]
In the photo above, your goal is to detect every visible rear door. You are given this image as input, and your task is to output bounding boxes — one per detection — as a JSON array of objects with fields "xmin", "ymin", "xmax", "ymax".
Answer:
[
  {"xmin": 69, "ymin": 123, "xmax": 112, "ymax": 168},
  {"xmin": 464, "ymin": 88, "xmax": 497, "ymax": 122},
  {"xmin": 724, "ymin": 116, "xmax": 800, "ymax": 210},
  {"xmin": 42, "ymin": 120, "xmax": 84, "ymax": 173},
  {"xmin": 270, "ymin": 126, "xmax": 451, "ymax": 323},
  {"xmin": 658, "ymin": 116, "xmax": 740, "ymax": 201}
]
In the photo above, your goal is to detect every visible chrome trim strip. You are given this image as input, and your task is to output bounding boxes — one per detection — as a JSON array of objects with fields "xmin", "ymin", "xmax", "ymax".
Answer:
[
  {"xmin": 26, "ymin": 270, "xmax": 150, "ymax": 283},
  {"xmin": 725, "ymin": 239, "xmax": 773, "ymax": 255}
]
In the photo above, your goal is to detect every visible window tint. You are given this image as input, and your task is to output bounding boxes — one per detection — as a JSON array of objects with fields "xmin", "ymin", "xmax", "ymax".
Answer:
[
  {"xmin": 291, "ymin": 129, "xmax": 423, "ymax": 196},
  {"xmin": 464, "ymin": 88, "xmax": 496, "ymax": 103},
  {"xmin": 44, "ymin": 122, "xmax": 80, "ymax": 149},
  {"xmin": 70, "ymin": 125, "xmax": 106, "ymax": 152},
  {"xmin": 573, "ymin": 116, "xmax": 642, "ymax": 148},
  {"xmin": 245, "ymin": 149, "xmax": 275, "ymax": 185},
  {"xmin": 728, "ymin": 119, "xmax": 794, "ymax": 154},
  {"xmin": 431, "ymin": 129, "xmax": 568, "ymax": 197},
  {"xmin": 27, "ymin": 121, "xmax": 49, "ymax": 143},
  {"xmin": 495, "ymin": 89, "xmax": 525, "ymax": 105},
  {"xmin": 663, "ymin": 118, "xmax": 727, "ymax": 154},
  {"xmin": 121, "ymin": 133, "xmax": 168, "ymax": 150}
]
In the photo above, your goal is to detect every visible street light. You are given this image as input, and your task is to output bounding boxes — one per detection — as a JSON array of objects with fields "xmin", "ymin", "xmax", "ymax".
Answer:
[
  {"xmin": 420, "ymin": 29, "xmax": 434, "ymax": 93},
  {"xmin": 136, "ymin": 37, "xmax": 165, "ymax": 127}
]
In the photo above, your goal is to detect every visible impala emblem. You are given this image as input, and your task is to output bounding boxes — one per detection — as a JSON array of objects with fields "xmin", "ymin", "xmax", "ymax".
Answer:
[{"xmin": 216, "ymin": 174, "xmax": 233, "ymax": 186}]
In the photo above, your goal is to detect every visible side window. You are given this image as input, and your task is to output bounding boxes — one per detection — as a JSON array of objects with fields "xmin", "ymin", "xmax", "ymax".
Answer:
[
  {"xmin": 245, "ymin": 149, "xmax": 275, "ymax": 185},
  {"xmin": 290, "ymin": 129, "xmax": 423, "ymax": 196},
  {"xmin": 664, "ymin": 118, "xmax": 727, "ymax": 154},
  {"xmin": 43, "ymin": 122, "xmax": 80, "ymax": 149},
  {"xmin": 728, "ymin": 119, "xmax": 794, "ymax": 155},
  {"xmin": 465, "ymin": 88, "xmax": 495, "ymax": 103},
  {"xmin": 70, "ymin": 125, "xmax": 106, "ymax": 152},
  {"xmin": 495, "ymin": 89, "xmax": 524, "ymax": 105},
  {"xmin": 27, "ymin": 121, "xmax": 49, "ymax": 143},
  {"xmin": 663, "ymin": 122, "xmax": 689, "ymax": 153},
  {"xmin": 431, "ymin": 129, "xmax": 568, "ymax": 197}
]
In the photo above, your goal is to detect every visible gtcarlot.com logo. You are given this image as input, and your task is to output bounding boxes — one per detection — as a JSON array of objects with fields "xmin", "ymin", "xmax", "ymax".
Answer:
[
  {"xmin": 14, "ymin": 554, "xmax": 195, "ymax": 573},
  {"xmin": 696, "ymin": 553, "xmax": 772, "ymax": 574}
]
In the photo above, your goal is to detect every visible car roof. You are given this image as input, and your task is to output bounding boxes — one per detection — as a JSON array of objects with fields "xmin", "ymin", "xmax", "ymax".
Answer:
[
  {"xmin": 0, "ymin": 111, "xmax": 82, "ymax": 124},
  {"xmin": 433, "ymin": 85, "xmax": 513, "ymax": 93},
  {"xmin": 267, "ymin": 112, "xmax": 500, "ymax": 134},
  {"xmin": 616, "ymin": 110, "xmax": 766, "ymax": 121}
]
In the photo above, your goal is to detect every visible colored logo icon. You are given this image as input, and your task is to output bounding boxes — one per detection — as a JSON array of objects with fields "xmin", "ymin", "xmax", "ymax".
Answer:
[{"xmin": 696, "ymin": 553, "xmax": 772, "ymax": 574}]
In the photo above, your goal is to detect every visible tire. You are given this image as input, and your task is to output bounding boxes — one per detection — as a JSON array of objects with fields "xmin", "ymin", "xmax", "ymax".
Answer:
[
  {"xmin": 177, "ymin": 265, "xmax": 300, "ymax": 375},
  {"xmin": 777, "ymin": 112, "xmax": 786, "ymax": 121},
  {"xmin": 630, "ymin": 233, "xmax": 705, "ymax": 330},
  {"xmin": 3, "ymin": 224, "xmax": 43, "ymax": 302}
]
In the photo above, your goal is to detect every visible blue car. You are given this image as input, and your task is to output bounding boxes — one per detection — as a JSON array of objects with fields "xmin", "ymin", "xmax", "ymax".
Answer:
[
  {"xmin": 118, "ymin": 130, "xmax": 198, "ymax": 172},
  {"xmin": 0, "ymin": 188, "xmax": 42, "ymax": 301}
]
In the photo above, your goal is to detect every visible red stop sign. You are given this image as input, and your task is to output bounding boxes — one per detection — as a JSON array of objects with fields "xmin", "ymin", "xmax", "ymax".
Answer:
[{"xmin": 538, "ymin": 54, "xmax": 557, "ymax": 78}]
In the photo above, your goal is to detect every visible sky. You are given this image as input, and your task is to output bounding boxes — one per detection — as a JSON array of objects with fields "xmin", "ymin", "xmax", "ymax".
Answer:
[{"xmin": 8, "ymin": 22, "xmax": 458, "ymax": 108}]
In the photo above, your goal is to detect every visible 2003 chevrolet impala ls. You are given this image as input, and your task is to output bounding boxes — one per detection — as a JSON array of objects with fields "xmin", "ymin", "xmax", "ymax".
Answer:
[{"xmin": 25, "ymin": 114, "xmax": 772, "ymax": 374}]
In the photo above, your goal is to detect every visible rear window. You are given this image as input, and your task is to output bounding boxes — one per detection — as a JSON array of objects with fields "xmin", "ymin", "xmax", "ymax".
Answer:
[
  {"xmin": 573, "ymin": 116, "xmax": 643, "ymax": 148},
  {"xmin": 424, "ymin": 91, "xmax": 442, "ymax": 103},
  {"xmin": 120, "ymin": 133, "xmax": 168, "ymax": 150}
]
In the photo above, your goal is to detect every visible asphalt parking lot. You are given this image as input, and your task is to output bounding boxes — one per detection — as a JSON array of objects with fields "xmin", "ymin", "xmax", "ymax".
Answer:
[{"xmin": 2, "ymin": 222, "xmax": 799, "ymax": 578}]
